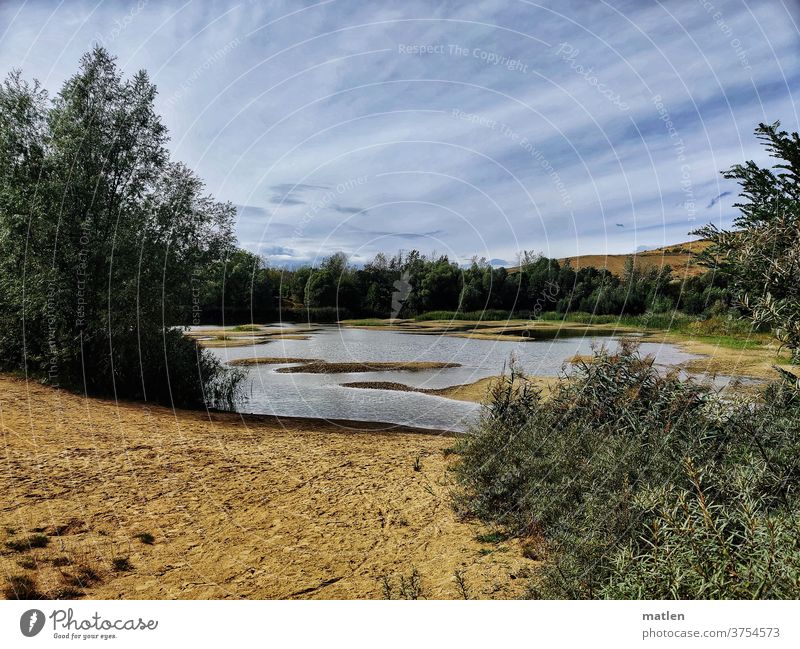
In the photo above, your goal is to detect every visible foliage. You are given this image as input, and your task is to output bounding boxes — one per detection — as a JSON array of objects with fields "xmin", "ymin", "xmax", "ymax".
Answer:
[
  {"xmin": 414, "ymin": 309, "xmax": 512, "ymax": 321},
  {"xmin": 694, "ymin": 122, "xmax": 800, "ymax": 363},
  {"xmin": 453, "ymin": 343, "xmax": 800, "ymax": 599},
  {"xmin": 0, "ymin": 48, "xmax": 242, "ymax": 408}
]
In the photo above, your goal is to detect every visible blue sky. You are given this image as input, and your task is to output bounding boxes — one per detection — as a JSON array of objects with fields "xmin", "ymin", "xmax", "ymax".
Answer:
[{"xmin": 1, "ymin": 1, "xmax": 798, "ymax": 267}]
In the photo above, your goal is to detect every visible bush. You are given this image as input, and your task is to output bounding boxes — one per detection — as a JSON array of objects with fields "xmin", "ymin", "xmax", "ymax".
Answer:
[
  {"xmin": 453, "ymin": 343, "xmax": 800, "ymax": 598},
  {"xmin": 602, "ymin": 460, "xmax": 800, "ymax": 598},
  {"xmin": 414, "ymin": 309, "xmax": 512, "ymax": 321},
  {"xmin": 6, "ymin": 534, "xmax": 49, "ymax": 552},
  {"xmin": 279, "ymin": 306, "xmax": 347, "ymax": 323},
  {"xmin": 3, "ymin": 575, "xmax": 42, "ymax": 599},
  {"xmin": 0, "ymin": 48, "xmax": 244, "ymax": 410},
  {"xmin": 79, "ymin": 327, "xmax": 244, "ymax": 410}
]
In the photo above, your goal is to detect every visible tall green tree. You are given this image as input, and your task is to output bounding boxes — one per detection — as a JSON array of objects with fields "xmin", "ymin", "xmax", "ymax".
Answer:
[{"xmin": 0, "ymin": 48, "xmax": 241, "ymax": 407}]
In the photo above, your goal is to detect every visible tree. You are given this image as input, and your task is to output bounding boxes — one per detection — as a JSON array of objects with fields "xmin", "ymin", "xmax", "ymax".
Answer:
[
  {"xmin": 694, "ymin": 122, "xmax": 800, "ymax": 363},
  {"xmin": 419, "ymin": 256, "xmax": 461, "ymax": 311},
  {"xmin": 0, "ymin": 48, "xmax": 242, "ymax": 407},
  {"xmin": 199, "ymin": 248, "xmax": 264, "ymax": 319},
  {"xmin": 360, "ymin": 253, "xmax": 395, "ymax": 316}
]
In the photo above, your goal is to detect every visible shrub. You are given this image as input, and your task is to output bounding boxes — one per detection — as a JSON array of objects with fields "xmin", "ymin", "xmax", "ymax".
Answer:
[
  {"xmin": 6, "ymin": 534, "xmax": 49, "ymax": 552},
  {"xmin": 414, "ymin": 309, "xmax": 512, "ymax": 321},
  {"xmin": 3, "ymin": 575, "xmax": 42, "ymax": 599},
  {"xmin": 279, "ymin": 306, "xmax": 346, "ymax": 323},
  {"xmin": 601, "ymin": 460, "xmax": 800, "ymax": 599},
  {"xmin": 453, "ymin": 343, "xmax": 800, "ymax": 598},
  {"xmin": 135, "ymin": 532, "xmax": 155, "ymax": 545}
]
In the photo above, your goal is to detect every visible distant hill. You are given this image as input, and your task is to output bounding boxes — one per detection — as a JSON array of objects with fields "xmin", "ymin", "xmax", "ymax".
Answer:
[{"xmin": 557, "ymin": 240, "xmax": 710, "ymax": 279}]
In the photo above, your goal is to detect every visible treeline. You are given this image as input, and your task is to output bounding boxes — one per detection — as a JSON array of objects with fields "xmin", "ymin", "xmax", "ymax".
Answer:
[{"xmin": 195, "ymin": 247, "xmax": 733, "ymax": 323}]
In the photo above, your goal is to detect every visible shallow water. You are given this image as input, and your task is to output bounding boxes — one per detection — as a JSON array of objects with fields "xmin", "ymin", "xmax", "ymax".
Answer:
[{"xmin": 203, "ymin": 325, "xmax": 703, "ymax": 432}]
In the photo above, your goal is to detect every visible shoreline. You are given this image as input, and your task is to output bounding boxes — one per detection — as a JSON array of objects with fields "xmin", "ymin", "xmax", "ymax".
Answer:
[
  {"xmin": 208, "ymin": 409, "xmax": 459, "ymax": 436},
  {"xmin": 335, "ymin": 318, "xmax": 793, "ymax": 382}
]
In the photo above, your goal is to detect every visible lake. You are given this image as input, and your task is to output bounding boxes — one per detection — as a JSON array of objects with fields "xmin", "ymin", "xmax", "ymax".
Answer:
[{"xmin": 205, "ymin": 325, "xmax": 704, "ymax": 432}]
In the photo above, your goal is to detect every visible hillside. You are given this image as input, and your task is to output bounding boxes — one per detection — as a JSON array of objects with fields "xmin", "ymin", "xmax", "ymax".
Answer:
[{"xmin": 557, "ymin": 240, "xmax": 711, "ymax": 279}]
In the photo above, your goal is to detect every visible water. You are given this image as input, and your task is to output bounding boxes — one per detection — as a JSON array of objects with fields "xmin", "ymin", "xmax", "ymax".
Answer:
[{"xmin": 204, "ymin": 325, "xmax": 704, "ymax": 432}]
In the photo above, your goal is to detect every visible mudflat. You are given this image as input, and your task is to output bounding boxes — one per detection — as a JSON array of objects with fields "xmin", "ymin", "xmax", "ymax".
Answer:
[{"xmin": 0, "ymin": 376, "xmax": 530, "ymax": 600}]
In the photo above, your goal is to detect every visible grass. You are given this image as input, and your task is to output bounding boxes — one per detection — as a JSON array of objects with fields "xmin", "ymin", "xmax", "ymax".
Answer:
[
  {"xmin": 53, "ymin": 586, "xmax": 84, "ymax": 599},
  {"xmin": 231, "ymin": 324, "xmax": 263, "ymax": 332},
  {"xmin": 5, "ymin": 533, "xmax": 49, "ymax": 552},
  {"xmin": 521, "ymin": 539, "xmax": 544, "ymax": 561},
  {"xmin": 64, "ymin": 564, "xmax": 101, "ymax": 588},
  {"xmin": 407, "ymin": 308, "xmax": 769, "ymax": 351},
  {"xmin": 346, "ymin": 306, "xmax": 775, "ymax": 353},
  {"xmin": 537, "ymin": 310, "xmax": 697, "ymax": 328},
  {"xmin": 380, "ymin": 567, "xmax": 424, "ymax": 599},
  {"xmin": 475, "ymin": 531, "xmax": 508, "ymax": 544},
  {"xmin": 689, "ymin": 334, "xmax": 762, "ymax": 350},
  {"xmin": 414, "ymin": 309, "xmax": 511, "ymax": 321},
  {"xmin": 453, "ymin": 569, "xmax": 470, "ymax": 599},
  {"xmin": 112, "ymin": 557, "xmax": 133, "ymax": 572},
  {"xmin": 3, "ymin": 574, "xmax": 42, "ymax": 599},
  {"xmin": 135, "ymin": 532, "xmax": 155, "ymax": 545},
  {"xmin": 537, "ymin": 311, "xmax": 769, "ymax": 350}
]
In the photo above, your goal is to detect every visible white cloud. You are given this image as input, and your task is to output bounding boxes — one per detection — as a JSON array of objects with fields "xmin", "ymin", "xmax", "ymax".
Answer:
[{"xmin": 1, "ymin": 0, "xmax": 797, "ymax": 261}]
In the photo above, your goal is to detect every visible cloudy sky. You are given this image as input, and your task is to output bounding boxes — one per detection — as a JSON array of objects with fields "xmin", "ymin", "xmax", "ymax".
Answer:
[{"xmin": 1, "ymin": 1, "xmax": 798, "ymax": 266}]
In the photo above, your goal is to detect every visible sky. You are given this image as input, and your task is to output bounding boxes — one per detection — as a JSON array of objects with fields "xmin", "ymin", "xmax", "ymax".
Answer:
[{"xmin": 1, "ymin": 0, "xmax": 798, "ymax": 267}]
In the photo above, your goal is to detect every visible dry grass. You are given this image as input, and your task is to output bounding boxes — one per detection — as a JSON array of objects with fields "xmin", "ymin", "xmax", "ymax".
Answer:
[
  {"xmin": 665, "ymin": 335, "xmax": 798, "ymax": 381},
  {"xmin": 0, "ymin": 375, "xmax": 531, "ymax": 599},
  {"xmin": 557, "ymin": 240, "xmax": 711, "ymax": 279},
  {"xmin": 566, "ymin": 354, "xmax": 595, "ymax": 365}
]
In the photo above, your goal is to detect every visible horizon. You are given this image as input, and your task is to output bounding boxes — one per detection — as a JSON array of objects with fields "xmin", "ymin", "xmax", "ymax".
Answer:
[
  {"xmin": 253, "ymin": 238, "xmax": 698, "ymax": 270},
  {"xmin": 2, "ymin": 1, "xmax": 797, "ymax": 267}
]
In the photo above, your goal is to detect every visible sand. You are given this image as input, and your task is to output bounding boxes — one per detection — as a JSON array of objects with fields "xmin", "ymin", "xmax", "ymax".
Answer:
[
  {"xmin": 226, "ymin": 357, "xmax": 461, "ymax": 373},
  {"xmin": 185, "ymin": 326, "xmax": 319, "ymax": 348},
  {"xmin": 340, "ymin": 376, "xmax": 558, "ymax": 403},
  {"xmin": 0, "ymin": 376, "xmax": 531, "ymax": 600}
]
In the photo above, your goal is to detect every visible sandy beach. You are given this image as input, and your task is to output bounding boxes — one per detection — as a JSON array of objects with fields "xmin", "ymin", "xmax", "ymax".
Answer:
[{"xmin": 0, "ymin": 375, "xmax": 531, "ymax": 600}]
